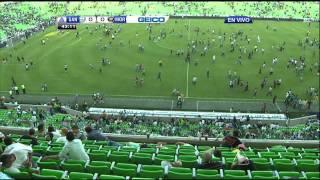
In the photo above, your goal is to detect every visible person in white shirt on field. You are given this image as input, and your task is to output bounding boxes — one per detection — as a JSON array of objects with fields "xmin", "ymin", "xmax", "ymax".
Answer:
[
  {"xmin": 192, "ymin": 76, "xmax": 197, "ymax": 85},
  {"xmin": 212, "ymin": 55, "xmax": 216, "ymax": 63},
  {"xmin": 42, "ymin": 131, "xmax": 89, "ymax": 162}
]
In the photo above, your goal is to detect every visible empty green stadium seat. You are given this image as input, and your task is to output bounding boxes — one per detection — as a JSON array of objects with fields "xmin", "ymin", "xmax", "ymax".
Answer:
[
  {"xmin": 223, "ymin": 170, "xmax": 246, "ymax": 176},
  {"xmin": 64, "ymin": 160, "xmax": 86, "ymax": 166},
  {"xmin": 37, "ymin": 161, "xmax": 59, "ymax": 170},
  {"xmin": 120, "ymin": 147, "xmax": 137, "ymax": 153},
  {"xmin": 178, "ymin": 155, "xmax": 198, "ymax": 168},
  {"xmin": 224, "ymin": 158, "xmax": 235, "ymax": 169},
  {"xmin": 108, "ymin": 152, "xmax": 130, "ymax": 163},
  {"xmin": 88, "ymin": 152, "xmax": 108, "ymax": 161},
  {"xmin": 46, "ymin": 149, "xmax": 61, "ymax": 155},
  {"xmin": 279, "ymin": 152, "xmax": 300, "ymax": 159},
  {"xmin": 287, "ymin": 148, "xmax": 303, "ymax": 155},
  {"xmin": 99, "ymin": 175, "xmax": 125, "ymax": 179},
  {"xmin": 113, "ymin": 163, "xmax": 137, "ymax": 177},
  {"xmin": 250, "ymin": 158, "xmax": 272, "ymax": 170},
  {"xmin": 197, "ymin": 169, "xmax": 220, "ymax": 178},
  {"xmin": 300, "ymin": 153, "xmax": 319, "ymax": 159},
  {"xmin": 32, "ymin": 156, "xmax": 40, "ymax": 162},
  {"xmin": 305, "ymin": 172, "xmax": 320, "ymax": 179},
  {"xmin": 251, "ymin": 171, "xmax": 277, "ymax": 179},
  {"xmin": 100, "ymin": 146, "xmax": 118, "ymax": 152},
  {"xmin": 259, "ymin": 152, "xmax": 280, "ymax": 159},
  {"xmin": 168, "ymin": 171, "xmax": 193, "ymax": 179},
  {"xmin": 86, "ymin": 161, "xmax": 111, "ymax": 175},
  {"xmin": 269, "ymin": 147, "xmax": 287, "ymax": 153},
  {"xmin": 33, "ymin": 146, "xmax": 48, "ymax": 154},
  {"xmin": 50, "ymin": 142, "xmax": 65, "ymax": 147},
  {"xmin": 69, "ymin": 172, "xmax": 93, "ymax": 180},
  {"xmin": 94, "ymin": 141, "xmax": 109, "ymax": 146},
  {"xmin": 304, "ymin": 149, "xmax": 320, "ymax": 153},
  {"xmin": 154, "ymin": 154, "xmax": 175, "ymax": 165},
  {"xmin": 40, "ymin": 169, "xmax": 65, "ymax": 179},
  {"xmin": 163, "ymin": 144, "xmax": 177, "ymax": 149},
  {"xmin": 84, "ymin": 144, "xmax": 100, "ymax": 150},
  {"xmin": 196, "ymin": 174, "xmax": 221, "ymax": 179},
  {"xmin": 158, "ymin": 148, "xmax": 177, "ymax": 156},
  {"xmin": 132, "ymin": 153, "xmax": 153, "ymax": 165},
  {"xmin": 178, "ymin": 149, "xmax": 196, "ymax": 155},
  {"xmin": 139, "ymin": 165, "xmax": 163, "ymax": 178},
  {"xmin": 138, "ymin": 148, "xmax": 156, "ymax": 154},
  {"xmin": 278, "ymin": 171, "xmax": 301, "ymax": 179},
  {"xmin": 273, "ymin": 159, "xmax": 295, "ymax": 171},
  {"xmin": 297, "ymin": 163, "xmax": 319, "ymax": 172},
  {"xmin": 296, "ymin": 159, "xmax": 319, "ymax": 172},
  {"xmin": 197, "ymin": 146, "xmax": 212, "ymax": 152},
  {"xmin": 4, "ymin": 171, "xmax": 30, "ymax": 180},
  {"xmin": 32, "ymin": 173, "xmax": 58, "ymax": 179},
  {"xmin": 61, "ymin": 162, "xmax": 84, "ymax": 172},
  {"xmin": 224, "ymin": 174, "xmax": 249, "ymax": 179}
]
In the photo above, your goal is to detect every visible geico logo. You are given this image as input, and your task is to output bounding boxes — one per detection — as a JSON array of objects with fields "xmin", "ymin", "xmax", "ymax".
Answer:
[{"xmin": 138, "ymin": 17, "xmax": 165, "ymax": 22}]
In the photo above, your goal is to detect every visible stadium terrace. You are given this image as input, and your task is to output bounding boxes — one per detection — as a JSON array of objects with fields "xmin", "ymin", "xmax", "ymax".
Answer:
[{"xmin": 0, "ymin": 1, "xmax": 319, "ymax": 180}]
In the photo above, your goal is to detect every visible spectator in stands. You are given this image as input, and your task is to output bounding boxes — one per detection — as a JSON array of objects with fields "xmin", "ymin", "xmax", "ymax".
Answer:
[
  {"xmin": 2, "ymin": 136, "xmax": 35, "ymax": 172},
  {"xmin": 85, "ymin": 126, "xmax": 121, "ymax": 147},
  {"xmin": 231, "ymin": 152, "xmax": 254, "ymax": 171},
  {"xmin": 36, "ymin": 123, "xmax": 45, "ymax": 137},
  {"xmin": 161, "ymin": 160, "xmax": 182, "ymax": 170},
  {"xmin": 198, "ymin": 149, "xmax": 223, "ymax": 169},
  {"xmin": 0, "ymin": 132, "xmax": 4, "ymax": 153},
  {"xmin": 20, "ymin": 128, "xmax": 38, "ymax": 146},
  {"xmin": 56, "ymin": 128, "xmax": 68, "ymax": 144},
  {"xmin": 45, "ymin": 126, "xmax": 61, "ymax": 141},
  {"xmin": 232, "ymin": 144, "xmax": 247, "ymax": 153},
  {"xmin": 0, "ymin": 154, "xmax": 20, "ymax": 173},
  {"xmin": 222, "ymin": 130, "xmax": 242, "ymax": 148},
  {"xmin": 72, "ymin": 125, "xmax": 86, "ymax": 141},
  {"xmin": 0, "ymin": 171, "xmax": 11, "ymax": 179},
  {"xmin": 42, "ymin": 131, "xmax": 89, "ymax": 162},
  {"xmin": 176, "ymin": 141, "xmax": 194, "ymax": 147},
  {"xmin": 125, "ymin": 142, "xmax": 148, "ymax": 149}
]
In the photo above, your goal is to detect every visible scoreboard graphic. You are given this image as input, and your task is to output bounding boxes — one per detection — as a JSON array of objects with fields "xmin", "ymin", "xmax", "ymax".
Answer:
[{"xmin": 56, "ymin": 16, "xmax": 169, "ymax": 29}]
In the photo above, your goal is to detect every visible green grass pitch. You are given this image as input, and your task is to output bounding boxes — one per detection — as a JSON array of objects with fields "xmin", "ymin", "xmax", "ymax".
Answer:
[{"xmin": 0, "ymin": 18, "xmax": 319, "ymax": 101}]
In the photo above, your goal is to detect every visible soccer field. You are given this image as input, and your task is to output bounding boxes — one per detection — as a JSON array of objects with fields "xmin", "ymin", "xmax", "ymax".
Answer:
[{"xmin": 0, "ymin": 18, "xmax": 319, "ymax": 101}]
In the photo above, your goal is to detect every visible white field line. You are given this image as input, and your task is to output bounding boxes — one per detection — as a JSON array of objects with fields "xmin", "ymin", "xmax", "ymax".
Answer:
[
  {"xmin": 0, "ymin": 90, "xmax": 283, "ymax": 101},
  {"xmin": 186, "ymin": 19, "xmax": 191, "ymax": 98},
  {"xmin": 186, "ymin": 62, "xmax": 189, "ymax": 98},
  {"xmin": 171, "ymin": 100, "xmax": 174, "ymax": 110}
]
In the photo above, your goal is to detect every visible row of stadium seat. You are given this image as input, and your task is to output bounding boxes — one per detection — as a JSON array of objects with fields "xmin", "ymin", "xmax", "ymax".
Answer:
[
  {"xmin": 7, "ymin": 165, "xmax": 320, "ymax": 179},
  {"xmin": 1, "ymin": 134, "xmax": 319, "ymax": 179}
]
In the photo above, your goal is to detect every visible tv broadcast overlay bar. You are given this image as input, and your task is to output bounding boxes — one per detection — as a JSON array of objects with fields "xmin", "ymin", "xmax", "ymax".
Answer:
[
  {"xmin": 56, "ymin": 16, "xmax": 169, "ymax": 24},
  {"xmin": 83, "ymin": 16, "xmax": 97, "ymax": 24},
  {"xmin": 225, "ymin": 16, "xmax": 253, "ymax": 23},
  {"xmin": 66, "ymin": 16, "xmax": 80, "ymax": 24},
  {"xmin": 111, "ymin": 16, "xmax": 127, "ymax": 23},
  {"xmin": 57, "ymin": 24, "xmax": 77, "ymax": 30},
  {"xmin": 126, "ymin": 16, "xmax": 169, "ymax": 23}
]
